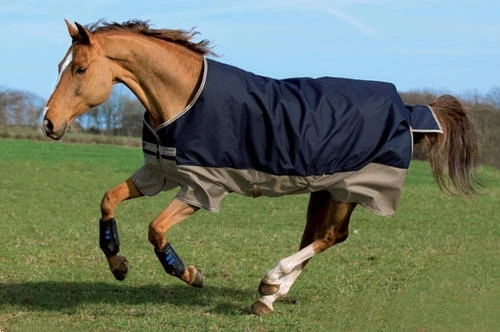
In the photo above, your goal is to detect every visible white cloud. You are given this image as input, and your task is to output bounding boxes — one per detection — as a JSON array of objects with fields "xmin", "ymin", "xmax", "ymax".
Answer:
[{"xmin": 308, "ymin": 0, "xmax": 377, "ymax": 36}]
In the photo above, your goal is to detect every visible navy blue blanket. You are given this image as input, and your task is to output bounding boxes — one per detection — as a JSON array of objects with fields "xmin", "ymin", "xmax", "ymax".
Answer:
[
  {"xmin": 144, "ymin": 59, "xmax": 440, "ymax": 176},
  {"xmin": 135, "ymin": 58, "xmax": 442, "ymax": 214}
]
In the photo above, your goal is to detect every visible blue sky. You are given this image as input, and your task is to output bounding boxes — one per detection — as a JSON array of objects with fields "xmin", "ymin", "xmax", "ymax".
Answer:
[{"xmin": 0, "ymin": 0, "xmax": 498, "ymax": 100}]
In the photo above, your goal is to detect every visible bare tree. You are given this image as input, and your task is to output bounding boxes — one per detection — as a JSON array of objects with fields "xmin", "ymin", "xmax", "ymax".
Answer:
[
  {"xmin": 119, "ymin": 97, "xmax": 144, "ymax": 136},
  {"xmin": 468, "ymin": 100, "xmax": 500, "ymax": 168},
  {"xmin": 77, "ymin": 84, "xmax": 143, "ymax": 136},
  {"xmin": 399, "ymin": 90, "xmax": 438, "ymax": 105},
  {"xmin": 0, "ymin": 88, "xmax": 44, "ymax": 126},
  {"xmin": 486, "ymin": 87, "xmax": 500, "ymax": 108}
]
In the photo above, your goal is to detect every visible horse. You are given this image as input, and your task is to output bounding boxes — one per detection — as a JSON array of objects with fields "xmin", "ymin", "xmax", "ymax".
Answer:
[{"xmin": 41, "ymin": 20, "xmax": 479, "ymax": 315}]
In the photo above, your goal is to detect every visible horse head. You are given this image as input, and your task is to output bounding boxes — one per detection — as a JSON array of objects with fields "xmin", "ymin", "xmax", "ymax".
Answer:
[{"xmin": 42, "ymin": 20, "xmax": 114, "ymax": 140}]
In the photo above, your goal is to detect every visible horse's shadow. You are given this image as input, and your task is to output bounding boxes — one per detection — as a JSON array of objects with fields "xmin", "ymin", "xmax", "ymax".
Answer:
[{"xmin": 0, "ymin": 280, "xmax": 256, "ymax": 315}]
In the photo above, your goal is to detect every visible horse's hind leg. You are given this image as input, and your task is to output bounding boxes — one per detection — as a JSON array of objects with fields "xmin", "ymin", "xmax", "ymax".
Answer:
[
  {"xmin": 251, "ymin": 191, "xmax": 356, "ymax": 314},
  {"xmin": 100, "ymin": 177, "xmax": 143, "ymax": 280}
]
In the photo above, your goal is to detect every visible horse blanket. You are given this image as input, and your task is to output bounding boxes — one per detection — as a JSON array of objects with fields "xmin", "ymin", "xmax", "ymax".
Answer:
[{"xmin": 132, "ymin": 58, "xmax": 442, "ymax": 215}]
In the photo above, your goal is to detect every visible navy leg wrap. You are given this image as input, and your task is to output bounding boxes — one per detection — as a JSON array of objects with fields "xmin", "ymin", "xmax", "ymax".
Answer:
[
  {"xmin": 155, "ymin": 243, "xmax": 186, "ymax": 277},
  {"xmin": 99, "ymin": 218, "xmax": 120, "ymax": 257}
]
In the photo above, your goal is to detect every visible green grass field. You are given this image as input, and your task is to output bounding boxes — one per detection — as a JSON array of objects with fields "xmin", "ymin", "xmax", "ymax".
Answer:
[{"xmin": 1, "ymin": 139, "xmax": 499, "ymax": 331}]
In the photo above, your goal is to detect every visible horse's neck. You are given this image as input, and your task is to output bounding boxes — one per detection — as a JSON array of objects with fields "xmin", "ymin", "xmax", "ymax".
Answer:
[{"xmin": 102, "ymin": 34, "xmax": 204, "ymax": 126}]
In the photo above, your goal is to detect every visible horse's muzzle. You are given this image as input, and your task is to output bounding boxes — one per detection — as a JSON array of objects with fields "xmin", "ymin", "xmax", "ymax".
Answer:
[{"xmin": 42, "ymin": 118, "xmax": 67, "ymax": 140}]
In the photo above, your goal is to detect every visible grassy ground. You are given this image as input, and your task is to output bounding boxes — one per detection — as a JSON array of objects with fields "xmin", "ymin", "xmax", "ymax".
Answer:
[{"xmin": 0, "ymin": 139, "xmax": 499, "ymax": 331}]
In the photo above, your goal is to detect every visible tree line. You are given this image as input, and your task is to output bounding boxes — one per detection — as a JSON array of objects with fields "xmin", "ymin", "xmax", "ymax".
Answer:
[{"xmin": 1, "ymin": 84, "xmax": 499, "ymax": 167}]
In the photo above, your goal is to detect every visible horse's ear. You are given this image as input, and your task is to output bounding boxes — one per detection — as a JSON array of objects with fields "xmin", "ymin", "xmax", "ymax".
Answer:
[
  {"xmin": 74, "ymin": 22, "xmax": 94, "ymax": 45},
  {"xmin": 65, "ymin": 19, "xmax": 79, "ymax": 41}
]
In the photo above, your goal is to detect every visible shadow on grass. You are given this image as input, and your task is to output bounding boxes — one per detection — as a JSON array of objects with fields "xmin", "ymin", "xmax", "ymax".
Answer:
[{"xmin": 0, "ymin": 281, "xmax": 256, "ymax": 315}]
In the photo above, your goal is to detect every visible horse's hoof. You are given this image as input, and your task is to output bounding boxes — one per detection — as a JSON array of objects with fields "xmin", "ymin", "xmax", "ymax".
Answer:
[
  {"xmin": 187, "ymin": 266, "xmax": 204, "ymax": 288},
  {"xmin": 108, "ymin": 255, "xmax": 129, "ymax": 281},
  {"xmin": 112, "ymin": 267, "xmax": 128, "ymax": 281},
  {"xmin": 258, "ymin": 281, "xmax": 280, "ymax": 296},
  {"xmin": 250, "ymin": 300, "xmax": 274, "ymax": 315}
]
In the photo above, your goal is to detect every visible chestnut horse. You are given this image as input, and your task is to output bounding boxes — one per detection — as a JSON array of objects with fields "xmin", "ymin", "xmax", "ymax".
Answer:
[{"xmin": 41, "ymin": 20, "xmax": 478, "ymax": 314}]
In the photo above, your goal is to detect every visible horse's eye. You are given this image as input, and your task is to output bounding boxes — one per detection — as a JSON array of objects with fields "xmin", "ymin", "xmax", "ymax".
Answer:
[{"xmin": 76, "ymin": 67, "xmax": 87, "ymax": 75}]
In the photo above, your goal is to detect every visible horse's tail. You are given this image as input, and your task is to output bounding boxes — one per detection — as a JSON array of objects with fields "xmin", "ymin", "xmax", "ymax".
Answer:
[{"xmin": 424, "ymin": 94, "xmax": 479, "ymax": 195}]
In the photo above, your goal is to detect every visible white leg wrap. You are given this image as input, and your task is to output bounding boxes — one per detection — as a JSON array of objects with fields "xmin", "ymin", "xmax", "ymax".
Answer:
[
  {"xmin": 262, "ymin": 244, "xmax": 316, "ymax": 285},
  {"xmin": 257, "ymin": 266, "xmax": 304, "ymax": 311},
  {"xmin": 276, "ymin": 266, "xmax": 303, "ymax": 296},
  {"xmin": 257, "ymin": 244, "xmax": 316, "ymax": 311}
]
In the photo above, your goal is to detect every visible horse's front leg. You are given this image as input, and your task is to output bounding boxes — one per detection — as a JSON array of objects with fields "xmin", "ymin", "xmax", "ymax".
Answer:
[
  {"xmin": 100, "ymin": 177, "xmax": 143, "ymax": 281},
  {"xmin": 148, "ymin": 198, "xmax": 204, "ymax": 288}
]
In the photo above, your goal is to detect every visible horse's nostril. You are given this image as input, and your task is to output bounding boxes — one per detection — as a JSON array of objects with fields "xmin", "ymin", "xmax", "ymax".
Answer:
[{"xmin": 43, "ymin": 118, "xmax": 54, "ymax": 133}]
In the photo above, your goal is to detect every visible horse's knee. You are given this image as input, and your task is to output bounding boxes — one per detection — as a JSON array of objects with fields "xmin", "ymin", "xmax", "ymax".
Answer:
[
  {"xmin": 148, "ymin": 222, "xmax": 158, "ymax": 245},
  {"xmin": 148, "ymin": 221, "xmax": 165, "ymax": 248},
  {"xmin": 100, "ymin": 191, "xmax": 114, "ymax": 217},
  {"xmin": 101, "ymin": 180, "xmax": 140, "ymax": 219}
]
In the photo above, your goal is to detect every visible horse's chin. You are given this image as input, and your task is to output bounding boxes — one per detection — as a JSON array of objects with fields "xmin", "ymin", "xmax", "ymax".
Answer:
[{"xmin": 47, "ymin": 132, "xmax": 65, "ymax": 141}]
